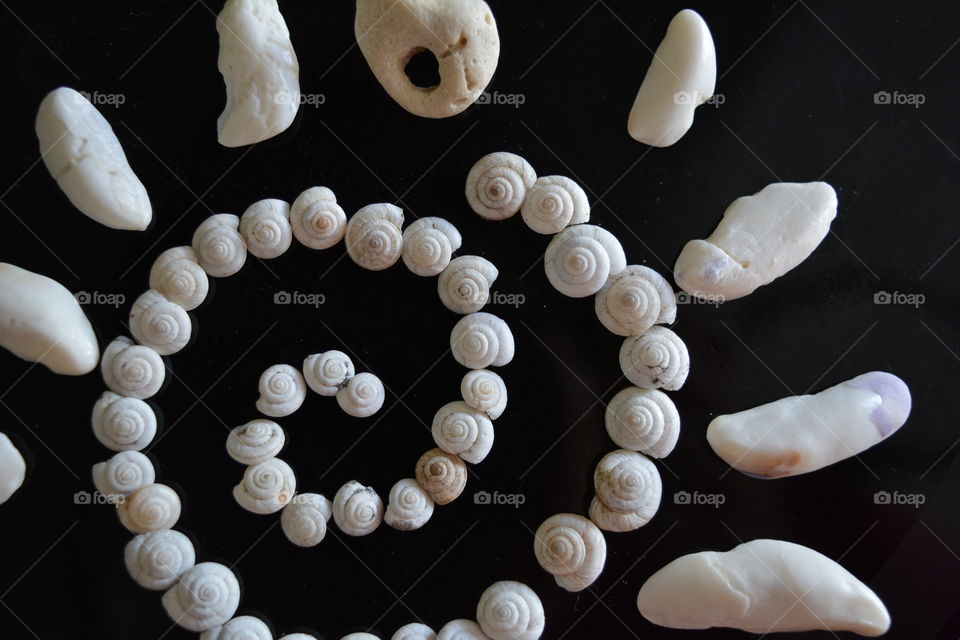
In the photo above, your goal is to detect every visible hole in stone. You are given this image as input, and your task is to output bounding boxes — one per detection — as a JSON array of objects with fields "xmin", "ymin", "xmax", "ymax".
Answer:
[{"xmin": 405, "ymin": 48, "xmax": 441, "ymax": 88}]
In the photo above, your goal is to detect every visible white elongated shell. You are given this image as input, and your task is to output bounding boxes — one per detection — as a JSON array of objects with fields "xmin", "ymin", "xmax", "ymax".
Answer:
[
  {"xmin": 460, "ymin": 369, "xmax": 507, "ymax": 420},
  {"xmin": 534, "ymin": 513, "xmax": 606, "ymax": 592},
  {"xmin": 589, "ymin": 450, "xmax": 661, "ymax": 532},
  {"xmin": 345, "ymin": 203, "xmax": 404, "ymax": 270},
  {"xmin": 239, "ymin": 198, "xmax": 293, "ymax": 259},
  {"xmin": 92, "ymin": 451, "xmax": 155, "ymax": 497},
  {"xmin": 0, "ymin": 433, "xmax": 26, "ymax": 505},
  {"xmin": 402, "ymin": 217, "xmax": 462, "ymax": 276},
  {"xmin": 281, "ymin": 492, "xmax": 332, "ymax": 547},
  {"xmin": 392, "ymin": 623, "xmax": 437, "ymax": 640},
  {"xmin": 193, "ymin": 214, "xmax": 247, "ymax": 278},
  {"xmin": 201, "ymin": 616, "xmax": 272, "ymax": 640},
  {"xmin": 451, "ymin": 312, "xmax": 515, "ymax": 369},
  {"xmin": 256, "ymin": 364, "xmax": 307, "ymax": 417},
  {"xmin": 130, "ymin": 289, "xmax": 192, "ymax": 356},
  {"xmin": 466, "ymin": 152, "xmax": 537, "ymax": 220},
  {"xmin": 333, "ymin": 480, "xmax": 383, "ymax": 536},
  {"xmin": 91, "ymin": 391, "xmax": 157, "ymax": 451},
  {"xmin": 437, "ymin": 619, "xmax": 490, "ymax": 640},
  {"xmin": 619, "ymin": 326, "xmax": 690, "ymax": 391},
  {"xmin": 291, "ymin": 186, "xmax": 347, "ymax": 250},
  {"xmin": 101, "ymin": 336, "xmax": 165, "ymax": 399},
  {"xmin": 336, "ymin": 372, "xmax": 385, "ymax": 417},
  {"xmin": 431, "ymin": 401, "xmax": 494, "ymax": 464},
  {"xmin": 521, "ymin": 175, "xmax": 589, "ymax": 234},
  {"xmin": 303, "ymin": 350, "xmax": 355, "ymax": 396},
  {"xmin": 124, "ymin": 529, "xmax": 196, "ymax": 590},
  {"xmin": 438, "ymin": 256, "xmax": 498, "ymax": 314},
  {"xmin": 544, "ymin": 224, "xmax": 627, "ymax": 298},
  {"xmin": 596, "ymin": 265, "xmax": 677, "ymax": 336},
  {"xmin": 149, "ymin": 246, "xmax": 209, "ymax": 311},
  {"xmin": 477, "ymin": 581, "xmax": 545, "ymax": 640},
  {"xmin": 233, "ymin": 457, "xmax": 296, "ymax": 514},
  {"xmin": 118, "ymin": 483, "xmax": 181, "ymax": 534},
  {"xmin": 605, "ymin": 387, "xmax": 680, "ymax": 458},
  {"xmin": 226, "ymin": 419, "xmax": 285, "ymax": 465},
  {"xmin": 415, "ymin": 448, "xmax": 467, "ymax": 505},
  {"xmin": 385, "ymin": 478, "xmax": 435, "ymax": 531},
  {"xmin": 162, "ymin": 562, "xmax": 240, "ymax": 632}
]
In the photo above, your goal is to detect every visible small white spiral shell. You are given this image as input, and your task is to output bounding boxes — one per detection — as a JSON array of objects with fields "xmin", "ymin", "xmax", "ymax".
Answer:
[
  {"xmin": 520, "ymin": 175, "xmax": 590, "ymax": 234},
  {"xmin": 303, "ymin": 350, "xmax": 355, "ymax": 396},
  {"xmin": 451, "ymin": 312, "xmax": 515, "ymax": 369},
  {"xmin": 118, "ymin": 483, "xmax": 182, "ymax": 534},
  {"xmin": 342, "ymin": 635, "xmax": 379, "ymax": 640},
  {"xmin": 415, "ymin": 448, "xmax": 467, "ymax": 505},
  {"xmin": 101, "ymin": 336, "xmax": 165, "ymax": 400},
  {"xmin": 149, "ymin": 246, "xmax": 209, "ymax": 311},
  {"xmin": 544, "ymin": 224, "xmax": 627, "ymax": 298},
  {"xmin": 91, "ymin": 391, "xmax": 157, "ymax": 451},
  {"xmin": 392, "ymin": 623, "xmax": 437, "ymax": 640},
  {"xmin": 595, "ymin": 265, "xmax": 676, "ymax": 336},
  {"xmin": 233, "ymin": 457, "xmax": 296, "ymax": 514},
  {"xmin": 239, "ymin": 198, "xmax": 293, "ymax": 259},
  {"xmin": 200, "ymin": 616, "xmax": 272, "ymax": 640},
  {"xmin": 130, "ymin": 289, "xmax": 192, "ymax": 356},
  {"xmin": 431, "ymin": 401, "xmax": 494, "ymax": 464},
  {"xmin": 226, "ymin": 419, "xmax": 285, "ymax": 465},
  {"xmin": 291, "ymin": 186, "xmax": 347, "ymax": 250},
  {"xmin": 589, "ymin": 449, "xmax": 661, "ymax": 532},
  {"xmin": 256, "ymin": 364, "xmax": 307, "ymax": 417},
  {"xmin": 438, "ymin": 256, "xmax": 498, "ymax": 314},
  {"xmin": 466, "ymin": 152, "xmax": 537, "ymax": 220},
  {"xmin": 437, "ymin": 620, "xmax": 489, "ymax": 640},
  {"xmin": 336, "ymin": 372, "xmax": 385, "ymax": 418},
  {"xmin": 92, "ymin": 451, "xmax": 155, "ymax": 497},
  {"xmin": 618, "ymin": 326, "xmax": 690, "ymax": 391},
  {"xmin": 385, "ymin": 478, "xmax": 435, "ymax": 531},
  {"xmin": 476, "ymin": 581, "xmax": 545, "ymax": 640},
  {"xmin": 161, "ymin": 562, "xmax": 240, "ymax": 632},
  {"xmin": 281, "ymin": 492, "xmax": 332, "ymax": 547},
  {"xmin": 605, "ymin": 387, "xmax": 679, "ymax": 458},
  {"xmin": 124, "ymin": 529, "xmax": 196, "ymax": 590},
  {"xmin": 460, "ymin": 369, "xmax": 507, "ymax": 420},
  {"xmin": 533, "ymin": 513, "xmax": 606, "ymax": 592},
  {"xmin": 402, "ymin": 217, "xmax": 462, "ymax": 276},
  {"xmin": 192, "ymin": 214, "xmax": 247, "ymax": 278},
  {"xmin": 345, "ymin": 203, "xmax": 404, "ymax": 271},
  {"xmin": 279, "ymin": 635, "xmax": 318, "ymax": 640},
  {"xmin": 333, "ymin": 480, "xmax": 384, "ymax": 536}
]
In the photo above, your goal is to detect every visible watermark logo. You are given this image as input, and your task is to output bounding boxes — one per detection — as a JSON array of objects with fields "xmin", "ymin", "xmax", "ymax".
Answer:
[
  {"xmin": 873, "ymin": 91, "xmax": 924, "ymax": 108},
  {"xmin": 488, "ymin": 291, "xmax": 526, "ymax": 308},
  {"xmin": 75, "ymin": 291, "xmax": 126, "ymax": 308},
  {"xmin": 474, "ymin": 490, "xmax": 525, "ymax": 508},
  {"xmin": 476, "ymin": 91, "xmax": 526, "ymax": 108},
  {"xmin": 74, "ymin": 490, "xmax": 125, "ymax": 505},
  {"xmin": 874, "ymin": 490, "xmax": 925, "ymax": 508},
  {"xmin": 673, "ymin": 91, "xmax": 725, "ymax": 107},
  {"xmin": 274, "ymin": 291, "xmax": 325, "ymax": 307},
  {"xmin": 674, "ymin": 490, "xmax": 725, "ymax": 508},
  {"xmin": 75, "ymin": 90, "xmax": 126, "ymax": 108},
  {"xmin": 874, "ymin": 291, "xmax": 924, "ymax": 308},
  {"xmin": 273, "ymin": 90, "xmax": 325, "ymax": 107},
  {"xmin": 676, "ymin": 291, "xmax": 724, "ymax": 307}
]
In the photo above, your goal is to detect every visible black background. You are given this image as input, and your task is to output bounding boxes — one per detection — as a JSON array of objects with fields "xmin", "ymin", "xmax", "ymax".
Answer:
[{"xmin": 1, "ymin": 1, "xmax": 958, "ymax": 639}]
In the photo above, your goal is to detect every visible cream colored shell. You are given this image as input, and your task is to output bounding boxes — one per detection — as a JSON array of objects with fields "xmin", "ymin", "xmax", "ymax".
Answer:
[
  {"xmin": 333, "ymin": 480, "xmax": 384, "ymax": 536},
  {"xmin": 544, "ymin": 224, "xmax": 627, "ymax": 298},
  {"xmin": 281, "ymin": 492, "xmax": 332, "ymax": 547},
  {"xmin": 618, "ymin": 326, "xmax": 690, "ymax": 391},
  {"xmin": 239, "ymin": 198, "xmax": 293, "ymax": 259},
  {"xmin": 256, "ymin": 364, "xmax": 307, "ymax": 417},
  {"xmin": 438, "ymin": 256, "xmax": 498, "ymax": 314},
  {"xmin": 437, "ymin": 619, "xmax": 489, "ymax": 640},
  {"xmin": 336, "ymin": 372, "xmax": 385, "ymax": 418},
  {"xmin": 402, "ymin": 217, "xmax": 462, "ymax": 276},
  {"xmin": 161, "ymin": 562, "xmax": 240, "ymax": 632},
  {"xmin": 451, "ymin": 312, "xmax": 515, "ymax": 369},
  {"xmin": 303, "ymin": 350, "xmax": 355, "ymax": 396},
  {"xmin": 392, "ymin": 623, "xmax": 437, "ymax": 640},
  {"xmin": 534, "ymin": 513, "xmax": 606, "ymax": 592},
  {"xmin": 341, "ymin": 634, "xmax": 379, "ymax": 640},
  {"xmin": 118, "ymin": 483, "xmax": 182, "ymax": 534},
  {"xmin": 460, "ymin": 369, "xmax": 507, "ymax": 419},
  {"xmin": 589, "ymin": 450, "xmax": 661, "ymax": 532},
  {"xmin": 0, "ymin": 433, "xmax": 26, "ymax": 505},
  {"xmin": 520, "ymin": 176, "xmax": 589, "ymax": 234},
  {"xmin": 432, "ymin": 400, "xmax": 494, "ymax": 464},
  {"xmin": 149, "ymin": 246, "xmax": 209, "ymax": 311},
  {"xmin": 346, "ymin": 203, "xmax": 404, "ymax": 270},
  {"xmin": 415, "ymin": 448, "xmax": 467, "ymax": 505},
  {"xmin": 130, "ymin": 289, "xmax": 192, "ymax": 356},
  {"xmin": 385, "ymin": 477, "xmax": 435, "ymax": 531},
  {"xmin": 92, "ymin": 451, "xmax": 155, "ymax": 498},
  {"xmin": 466, "ymin": 152, "xmax": 536, "ymax": 220},
  {"xmin": 193, "ymin": 214, "xmax": 247, "ymax": 278},
  {"xmin": 476, "ymin": 581, "xmax": 545, "ymax": 640},
  {"xmin": 91, "ymin": 391, "xmax": 157, "ymax": 451},
  {"xmin": 124, "ymin": 529, "xmax": 196, "ymax": 590},
  {"xmin": 233, "ymin": 457, "xmax": 296, "ymax": 514},
  {"xmin": 605, "ymin": 387, "xmax": 680, "ymax": 458},
  {"xmin": 596, "ymin": 265, "xmax": 677, "ymax": 336},
  {"xmin": 201, "ymin": 615, "xmax": 272, "ymax": 640},
  {"xmin": 226, "ymin": 419, "xmax": 285, "ymax": 465},
  {"xmin": 101, "ymin": 336, "xmax": 165, "ymax": 399},
  {"xmin": 291, "ymin": 186, "xmax": 347, "ymax": 250}
]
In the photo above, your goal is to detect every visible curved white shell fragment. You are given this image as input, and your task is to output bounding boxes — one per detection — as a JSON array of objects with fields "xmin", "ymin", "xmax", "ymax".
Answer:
[
  {"xmin": 303, "ymin": 350, "xmax": 355, "ymax": 396},
  {"xmin": 392, "ymin": 623, "xmax": 437, "ymax": 640},
  {"xmin": 520, "ymin": 176, "xmax": 589, "ymax": 234},
  {"xmin": 101, "ymin": 336, "xmax": 165, "ymax": 399},
  {"xmin": 534, "ymin": 513, "xmax": 606, "ymax": 592},
  {"xmin": 460, "ymin": 369, "xmax": 507, "ymax": 420},
  {"xmin": 216, "ymin": 0, "xmax": 299, "ymax": 147},
  {"xmin": 162, "ymin": 562, "xmax": 240, "ymax": 632},
  {"xmin": 281, "ymin": 492, "xmax": 332, "ymax": 547},
  {"xmin": 675, "ymin": 182, "xmax": 838, "ymax": 301},
  {"xmin": 432, "ymin": 401, "xmax": 494, "ymax": 464},
  {"xmin": 279, "ymin": 635, "xmax": 318, "ymax": 640},
  {"xmin": 130, "ymin": 289, "xmax": 192, "ymax": 356},
  {"xmin": 637, "ymin": 539, "xmax": 891, "ymax": 636},
  {"xmin": 342, "ymin": 635, "xmax": 379, "ymax": 640},
  {"xmin": 476, "ymin": 581, "xmax": 545, "ymax": 640},
  {"xmin": 193, "ymin": 214, "xmax": 247, "ymax": 278},
  {"xmin": 240, "ymin": 198, "xmax": 293, "ymax": 259},
  {"xmin": 466, "ymin": 152, "xmax": 537, "ymax": 220},
  {"xmin": 385, "ymin": 478, "xmax": 435, "ymax": 531},
  {"xmin": 336, "ymin": 372, "xmax": 386, "ymax": 418},
  {"xmin": 438, "ymin": 256, "xmax": 498, "ymax": 314},
  {"xmin": 627, "ymin": 9, "xmax": 716, "ymax": 148},
  {"xmin": 618, "ymin": 327, "xmax": 690, "ymax": 391},
  {"xmin": 92, "ymin": 451, "xmax": 155, "ymax": 498},
  {"xmin": 451, "ymin": 312, "xmax": 515, "ymax": 369},
  {"xmin": 437, "ymin": 620, "xmax": 489, "ymax": 640},
  {"xmin": 589, "ymin": 450, "xmax": 661, "ymax": 532},
  {"xmin": 346, "ymin": 203, "xmax": 405, "ymax": 270},
  {"xmin": 707, "ymin": 371, "xmax": 912, "ymax": 479},
  {"xmin": 233, "ymin": 457, "xmax": 296, "ymax": 514},
  {"xmin": 201, "ymin": 616, "xmax": 273, "ymax": 640},
  {"xmin": 596, "ymin": 265, "xmax": 677, "ymax": 336},
  {"xmin": 124, "ymin": 529, "xmax": 196, "ymax": 590},
  {"xmin": 36, "ymin": 87, "xmax": 152, "ymax": 230},
  {"xmin": 226, "ymin": 419, "xmax": 285, "ymax": 465},
  {"xmin": 118, "ymin": 483, "xmax": 182, "ymax": 534},
  {"xmin": 256, "ymin": 364, "xmax": 307, "ymax": 417},
  {"xmin": 605, "ymin": 387, "xmax": 679, "ymax": 458},
  {"xmin": 92, "ymin": 392, "xmax": 157, "ymax": 452},
  {"xmin": 0, "ymin": 433, "xmax": 26, "ymax": 505},
  {"xmin": 355, "ymin": 0, "xmax": 500, "ymax": 118},
  {"xmin": 0, "ymin": 263, "xmax": 99, "ymax": 375},
  {"xmin": 402, "ymin": 217, "xmax": 463, "ymax": 276},
  {"xmin": 544, "ymin": 225, "xmax": 627, "ymax": 298},
  {"xmin": 415, "ymin": 448, "xmax": 467, "ymax": 505},
  {"xmin": 149, "ymin": 246, "xmax": 209, "ymax": 311},
  {"xmin": 290, "ymin": 186, "xmax": 347, "ymax": 250},
  {"xmin": 333, "ymin": 480, "xmax": 384, "ymax": 536}
]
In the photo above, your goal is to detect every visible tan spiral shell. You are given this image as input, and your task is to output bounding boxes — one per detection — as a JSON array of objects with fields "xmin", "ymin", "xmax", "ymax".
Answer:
[
  {"xmin": 130, "ymin": 289, "xmax": 192, "ymax": 356},
  {"xmin": 596, "ymin": 265, "xmax": 676, "ymax": 336},
  {"xmin": 149, "ymin": 246, "xmax": 209, "ymax": 311},
  {"xmin": 605, "ymin": 387, "xmax": 679, "ymax": 458},
  {"xmin": 192, "ymin": 214, "xmax": 247, "ymax": 278},
  {"xmin": 239, "ymin": 198, "xmax": 293, "ymax": 259},
  {"xmin": 291, "ymin": 186, "xmax": 347, "ymax": 250},
  {"xmin": 431, "ymin": 401, "xmax": 494, "ymax": 464},
  {"xmin": 333, "ymin": 480, "xmax": 384, "ymax": 536},
  {"xmin": 226, "ymin": 419, "xmax": 285, "ymax": 465},
  {"xmin": 385, "ymin": 478, "xmax": 435, "ymax": 531},
  {"xmin": 544, "ymin": 224, "xmax": 627, "ymax": 298},
  {"xmin": 520, "ymin": 175, "xmax": 590, "ymax": 234},
  {"xmin": 392, "ymin": 623, "xmax": 437, "ymax": 640},
  {"xmin": 336, "ymin": 372, "xmax": 385, "ymax": 418},
  {"xmin": 91, "ymin": 391, "xmax": 157, "ymax": 451},
  {"xmin": 533, "ymin": 513, "xmax": 606, "ymax": 592},
  {"xmin": 476, "ymin": 581, "xmax": 545, "ymax": 640},
  {"xmin": 200, "ymin": 615, "xmax": 272, "ymax": 640},
  {"xmin": 161, "ymin": 562, "xmax": 240, "ymax": 632},
  {"xmin": 589, "ymin": 449, "xmax": 661, "ymax": 532},
  {"xmin": 124, "ymin": 529, "xmax": 196, "ymax": 590},
  {"xmin": 303, "ymin": 350, "xmax": 355, "ymax": 396},
  {"xmin": 618, "ymin": 326, "xmax": 690, "ymax": 390},
  {"xmin": 92, "ymin": 451, "xmax": 155, "ymax": 497},
  {"xmin": 345, "ymin": 203, "xmax": 404, "ymax": 270},
  {"xmin": 402, "ymin": 217, "xmax": 462, "ymax": 276},
  {"xmin": 101, "ymin": 336, "xmax": 165, "ymax": 399},
  {"xmin": 466, "ymin": 152, "xmax": 537, "ymax": 220},
  {"xmin": 281, "ymin": 492, "xmax": 332, "ymax": 547},
  {"xmin": 256, "ymin": 364, "xmax": 307, "ymax": 417},
  {"xmin": 451, "ymin": 312, "xmax": 515, "ymax": 369},
  {"xmin": 118, "ymin": 483, "xmax": 182, "ymax": 534},
  {"xmin": 438, "ymin": 256, "xmax": 499, "ymax": 314},
  {"xmin": 460, "ymin": 369, "xmax": 508, "ymax": 420},
  {"xmin": 437, "ymin": 619, "xmax": 489, "ymax": 640},
  {"xmin": 415, "ymin": 448, "xmax": 467, "ymax": 505},
  {"xmin": 233, "ymin": 457, "xmax": 296, "ymax": 514}
]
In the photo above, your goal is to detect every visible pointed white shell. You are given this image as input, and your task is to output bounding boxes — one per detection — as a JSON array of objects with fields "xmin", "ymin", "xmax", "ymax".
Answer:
[
  {"xmin": 392, "ymin": 623, "xmax": 437, "ymax": 640},
  {"xmin": 415, "ymin": 448, "xmax": 467, "ymax": 505},
  {"xmin": 256, "ymin": 364, "xmax": 307, "ymax": 417},
  {"xmin": 118, "ymin": 483, "xmax": 181, "ymax": 534},
  {"xmin": 476, "ymin": 581, "xmax": 545, "ymax": 640},
  {"xmin": 101, "ymin": 336, "xmax": 165, "ymax": 399},
  {"xmin": 162, "ymin": 562, "xmax": 240, "ymax": 632},
  {"xmin": 92, "ymin": 451, "xmax": 155, "ymax": 497},
  {"xmin": 281, "ymin": 492, "xmax": 332, "ymax": 547},
  {"xmin": 534, "ymin": 513, "xmax": 606, "ymax": 592},
  {"xmin": 193, "ymin": 214, "xmax": 247, "ymax": 278},
  {"xmin": 385, "ymin": 478, "xmax": 435, "ymax": 531},
  {"xmin": 149, "ymin": 246, "xmax": 209, "ymax": 311},
  {"xmin": 605, "ymin": 387, "xmax": 680, "ymax": 458},
  {"xmin": 201, "ymin": 616, "xmax": 272, "ymax": 640},
  {"xmin": 124, "ymin": 529, "xmax": 196, "ymax": 590},
  {"xmin": 226, "ymin": 419, "xmax": 285, "ymax": 465},
  {"xmin": 303, "ymin": 350, "xmax": 355, "ymax": 396},
  {"xmin": 291, "ymin": 186, "xmax": 347, "ymax": 250},
  {"xmin": 333, "ymin": 480, "xmax": 383, "ymax": 536},
  {"xmin": 130, "ymin": 289, "xmax": 192, "ymax": 356},
  {"xmin": 345, "ymin": 203, "xmax": 404, "ymax": 271},
  {"xmin": 0, "ymin": 433, "xmax": 26, "ymax": 505},
  {"xmin": 239, "ymin": 198, "xmax": 293, "ymax": 259},
  {"xmin": 233, "ymin": 457, "xmax": 296, "ymax": 514},
  {"xmin": 544, "ymin": 225, "xmax": 626, "ymax": 298},
  {"xmin": 432, "ymin": 401, "xmax": 494, "ymax": 464},
  {"xmin": 466, "ymin": 152, "xmax": 536, "ymax": 220},
  {"xmin": 91, "ymin": 391, "xmax": 157, "ymax": 451},
  {"xmin": 402, "ymin": 217, "xmax": 463, "ymax": 276},
  {"xmin": 438, "ymin": 256, "xmax": 498, "ymax": 314},
  {"xmin": 437, "ymin": 619, "xmax": 490, "ymax": 640},
  {"xmin": 520, "ymin": 176, "xmax": 589, "ymax": 234},
  {"xmin": 596, "ymin": 265, "xmax": 677, "ymax": 336},
  {"xmin": 460, "ymin": 369, "xmax": 507, "ymax": 420},
  {"xmin": 336, "ymin": 372, "xmax": 385, "ymax": 418},
  {"xmin": 451, "ymin": 312, "xmax": 515, "ymax": 369},
  {"xmin": 619, "ymin": 326, "xmax": 690, "ymax": 391},
  {"xmin": 589, "ymin": 450, "xmax": 661, "ymax": 532}
]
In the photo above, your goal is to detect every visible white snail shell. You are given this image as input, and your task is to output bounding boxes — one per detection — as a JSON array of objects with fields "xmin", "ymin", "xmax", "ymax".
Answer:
[
  {"xmin": 200, "ymin": 616, "xmax": 272, "ymax": 640},
  {"xmin": 392, "ymin": 623, "xmax": 437, "ymax": 640},
  {"xmin": 336, "ymin": 372, "xmax": 386, "ymax": 418},
  {"xmin": 451, "ymin": 312, "xmax": 515, "ymax": 369},
  {"xmin": 124, "ymin": 529, "xmax": 195, "ymax": 590},
  {"xmin": 345, "ymin": 203, "xmax": 404, "ymax": 270},
  {"xmin": 534, "ymin": 513, "xmax": 607, "ymax": 592},
  {"xmin": 118, "ymin": 483, "xmax": 182, "ymax": 534},
  {"xmin": 402, "ymin": 217, "xmax": 462, "ymax": 276},
  {"xmin": 437, "ymin": 620, "xmax": 489, "ymax": 640},
  {"xmin": 149, "ymin": 246, "xmax": 209, "ymax": 311},
  {"xmin": 101, "ymin": 336, "xmax": 165, "ymax": 399},
  {"xmin": 596, "ymin": 265, "xmax": 676, "ymax": 336},
  {"xmin": 239, "ymin": 198, "xmax": 293, "ymax": 259},
  {"xmin": 431, "ymin": 401, "xmax": 494, "ymax": 464},
  {"xmin": 303, "ymin": 350, "xmax": 355, "ymax": 396},
  {"xmin": 544, "ymin": 224, "xmax": 626, "ymax": 298},
  {"xmin": 415, "ymin": 448, "xmax": 467, "ymax": 505},
  {"xmin": 466, "ymin": 152, "xmax": 537, "ymax": 220},
  {"xmin": 162, "ymin": 562, "xmax": 240, "ymax": 632},
  {"xmin": 256, "ymin": 364, "xmax": 307, "ymax": 417},
  {"xmin": 438, "ymin": 256, "xmax": 498, "ymax": 314},
  {"xmin": 385, "ymin": 478, "xmax": 435, "ymax": 531},
  {"xmin": 342, "ymin": 635, "xmax": 379, "ymax": 640},
  {"xmin": 281, "ymin": 492, "xmax": 332, "ymax": 547},
  {"xmin": 291, "ymin": 186, "xmax": 347, "ymax": 250},
  {"xmin": 279, "ymin": 636, "xmax": 318, "ymax": 640},
  {"xmin": 233, "ymin": 457, "xmax": 296, "ymax": 514},
  {"xmin": 130, "ymin": 289, "xmax": 192, "ymax": 356},
  {"xmin": 333, "ymin": 480, "xmax": 384, "ymax": 536},
  {"xmin": 226, "ymin": 419, "xmax": 286, "ymax": 465},
  {"xmin": 460, "ymin": 369, "xmax": 507, "ymax": 420},
  {"xmin": 91, "ymin": 391, "xmax": 157, "ymax": 451},
  {"xmin": 193, "ymin": 213, "xmax": 247, "ymax": 277},
  {"xmin": 92, "ymin": 451, "xmax": 155, "ymax": 497},
  {"xmin": 605, "ymin": 387, "xmax": 680, "ymax": 458},
  {"xmin": 476, "ymin": 581, "xmax": 545, "ymax": 640},
  {"xmin": 589, "ymin": 449, "xmax": 661, "ymax": 532},
  {"xmin": 520, "ymin": 175, "xmax": 590, "ymax": 234},
  {"xmin": 618, "ymin": 326, "xmax": 690, "ymax": 391}
]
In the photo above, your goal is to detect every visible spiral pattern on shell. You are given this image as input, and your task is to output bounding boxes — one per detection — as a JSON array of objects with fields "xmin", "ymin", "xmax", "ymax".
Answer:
[
  {"xmin": 192, "ymin": 214, "xmax": 247, "ymax": 278},
  {"xmin": 392, "ymin": 623, "xmax": 438, "ymax": 640},
  {"xmin": 233, "ymin": 457, "xmax": 296, "ymax": 514},
  {"xmin": 200, "ymin": 616, "xmax": 272, "ymax": 640},
  {"xmin": 91, "ymin": 391, "xmax": 157, "ymax": 451},
  {"xmin": 618, "ymin": 326, "xmax": 690, "ymax": 391},
  {"xmin": 415, "ymin": 448, "xmax": 468, "ymax": 505},
  {"xmin": 149, "ymin": 246, "xmax": 209, "ymax": 311},
  {"xmin": 437, "ymin": 620, "xmax": 488, "ymax": 640},
  {"xmin": 102, "ymin": 336, "xmax": 165, "ymax": 400},
  {"xmin": 281, "ymin": 492, "xmax": 332, "ymax": 547},
  {"xmin": 438, "ymin": 255, "xmax": 498, "ymax": 314},
  {"xmin": 161, "ymin": 562, "xmax": 240, "ymax": 632},
  {"xmin": 336, "ymin": 372, "xmax": 385, "ymax": 418},
  {"xmin": 303, "ymin": 350, "xmax": 355, "ymax": 396},
  {"xmin": 544, "ymin": 225, "xmax": 627, "ymax": 298},
  {"xmin": 460, "ymin": 369, "xmax": 508, "ymax": 420},
  {"xmin": 450, "ymin": 312, "xmax": 515, "ymax": 369},
  {"xmin": 239, "ymin": 199, "xmax": 293, "ymax": 259},
  {"xmin": 521, "ymin": 175, "xmax": 590, "ymax": 234},
  {"xmin": 431, "ymin": 401, "xmax": 494, "ymax": 464},
  {"xmin": 345, "ymin": 203, "xmax": 405, "ymax": 270},
  {"xmin": 402, "ymin": 217, "xmax": 462, "ymax": 276},
  {"xmin": 256, "ymin": 364, "xmax": 307, "ymax": 417},
  {"xmin": 605, "ymin": 387, "xmax": 679, "ymax": 458},
  {"xmin": 124, "ymin": 529, "xmax": 196, "ymax": 590},
  {"xmin": 476, "ymin": 581, "xmax": 545, "ymax": 640},
  {"xmin": 92, "ymin": 451, "xmax": 155, "ymax": 497},
  {"xmin": 226, "ymin": 419, "xmax": 285, "ymax": 465},
  {"xmin": 466, "ymin": 152, "xmax": 537, "ymax": 220},
  {"xmin": 333, "ymin": 480, "xmax": 383, "ymax": 536},
  {"xmin": 118, "ymin": 483, "xmax": 182, "ymax": 534},
  {"xmin": 385, "ymin": 478, "xmax": 435, "ymax": 531},
  {"xmin": 291, "ymin": 186, "xmax": 347, "ymax": 250},
  {"xmin": 130, "ymin": 290, "xmax": 192, "ymax": 356},
  {"xmin": 595, "ymin": 265, "xmax": 677, "ymax": 336},
  {"xmin": 533, "ymin": 513, "xmax": 607, "ymax": 592}
]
